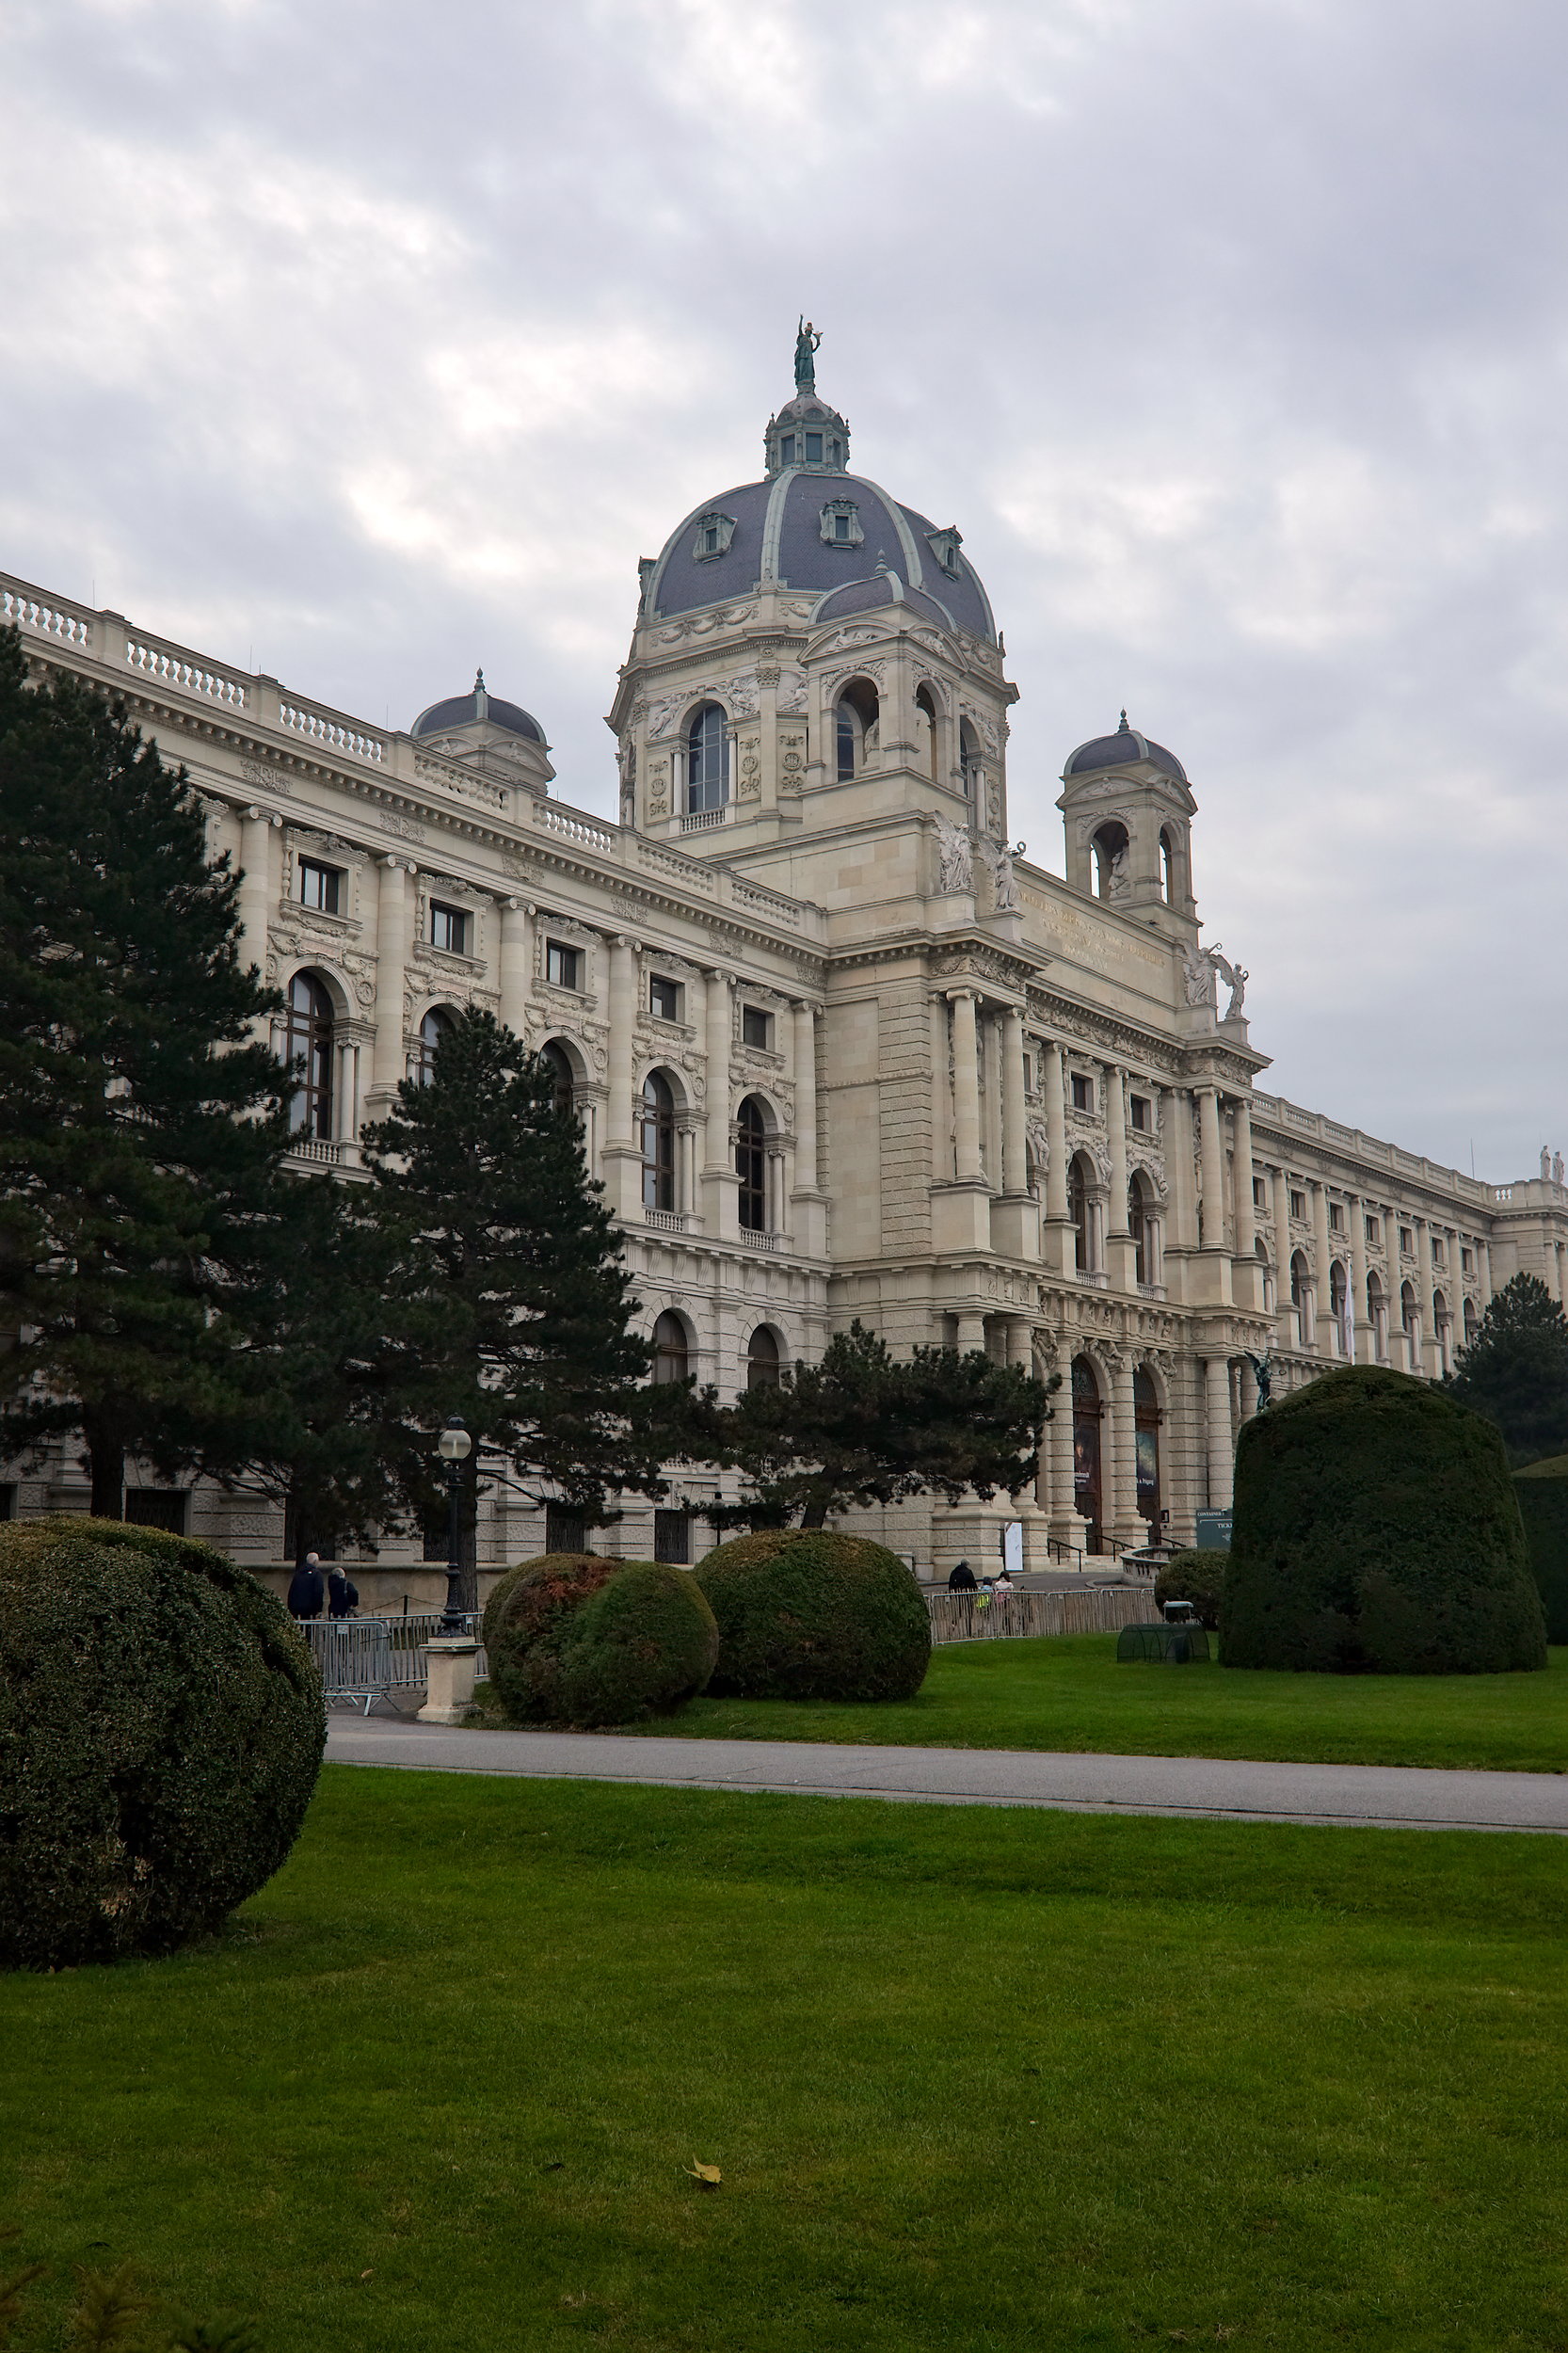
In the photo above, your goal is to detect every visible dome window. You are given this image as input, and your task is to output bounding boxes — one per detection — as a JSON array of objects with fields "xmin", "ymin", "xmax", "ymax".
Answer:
[
  {"xmin": 820, "ymin": 498, "xmax": 863, "ymax": 550},
  {"xmin": 686, "ymin": 702, "xmax": 729, "ymax": 813},
  {"xmin": 692, "ymin": 510, "xmax": 736, "ymax": 563},
  {"xmin": 928, "ymin": 526, "xmax": 964, "ymax": 577}
]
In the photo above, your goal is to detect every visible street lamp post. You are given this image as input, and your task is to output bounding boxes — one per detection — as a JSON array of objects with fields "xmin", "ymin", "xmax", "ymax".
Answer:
[{"xmin": 438, "ymin": 1416, "xmax": 473, "ymax": 1634}]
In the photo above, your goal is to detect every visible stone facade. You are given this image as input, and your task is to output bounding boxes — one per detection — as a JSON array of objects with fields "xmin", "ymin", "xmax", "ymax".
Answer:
[{"xmin": 4, "ymin": 365, "xmax": 1563, "ymax": 1598}]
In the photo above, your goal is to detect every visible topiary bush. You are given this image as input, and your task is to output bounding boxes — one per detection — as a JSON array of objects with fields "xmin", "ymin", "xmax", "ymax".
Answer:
[
  {"xmin": 1222, "ymin": 1367, "xmax": 1547, "ymax": 1674},
  {"xmin": 694, "ymin": 1529, "xmax": 932, "ymax": 1701},
  {"xmin": 1154, "ymin": 1547, "xmax": 1226, "ymax": 1630},
  {"xmin": 0, "ymin": 1516, "xmax": 324, "ymax": 1971},
  {"xmin": 483, "ymin": 1552, "xmax": 717, "ymax": 1726},
  {"xmin": 1512, "ymin": 1456, "xmax": 1568, "ymax": 1642}
]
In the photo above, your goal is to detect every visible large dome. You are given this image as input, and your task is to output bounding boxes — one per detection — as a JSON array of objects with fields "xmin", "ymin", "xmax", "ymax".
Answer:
[{"xmin": 645, "ymin": 379, "xmax": 997, "ymax": 643}]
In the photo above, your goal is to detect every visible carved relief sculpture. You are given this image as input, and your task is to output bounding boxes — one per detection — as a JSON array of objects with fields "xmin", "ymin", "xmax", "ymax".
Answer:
[{"xmin": 934, "ymin": 815, "xmax": 973, "ymax": 895}]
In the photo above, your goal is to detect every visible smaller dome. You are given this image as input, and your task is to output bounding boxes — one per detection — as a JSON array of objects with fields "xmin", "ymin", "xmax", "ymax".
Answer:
[
  {"xmin": 412, "ymin": 669, "xmax": 544, "ymax": 744},
  {"xmin": 813, "ymin": 573, "xmax": 954, "ymax": 630},
  {"xmin": 1064, "ymin": 711, "xmax": 1186, "ymax": 782}
]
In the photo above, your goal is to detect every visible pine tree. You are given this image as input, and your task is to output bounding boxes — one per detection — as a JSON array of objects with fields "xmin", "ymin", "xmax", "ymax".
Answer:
[
  {"xmin": 361, "ymin": 1008, "xmax": 675, "ymax": 1531},
  {"xmin": 1446, "ymin": 1272, "xmax": 1568, "ymax": 1465},
  {"xmin": 0, "ymin": 627, "xmax": 290, "ymax": 1514},
  {"xmin": 699, "ymin": 1319, "xmax": 1054, "ymax": 1529}
]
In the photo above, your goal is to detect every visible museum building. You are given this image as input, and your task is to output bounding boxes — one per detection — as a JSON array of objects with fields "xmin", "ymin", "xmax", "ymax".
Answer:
[{"xmin": 5, "ymin": 346, "xmax": 1565, "ymax": 1599}]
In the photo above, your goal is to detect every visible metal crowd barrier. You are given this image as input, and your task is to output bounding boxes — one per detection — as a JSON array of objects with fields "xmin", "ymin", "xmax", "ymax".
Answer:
[
  {"xmin": 925, "ymin": 1587, "xmax": 1155, "ymax": 1645},
  {"xmin": 295, "ymin": 1613, "xmax": 486, "ymax": 1713}
]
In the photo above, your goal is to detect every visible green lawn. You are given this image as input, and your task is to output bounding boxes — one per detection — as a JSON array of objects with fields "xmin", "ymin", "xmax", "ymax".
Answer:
[
  {"xmin": 5, "ymin": 1768, "xmax": 1568, "ymax": 2350},
  {"xmin": 617, "ymin": 1635, "xmax": 1568, "ymax": 1770}
]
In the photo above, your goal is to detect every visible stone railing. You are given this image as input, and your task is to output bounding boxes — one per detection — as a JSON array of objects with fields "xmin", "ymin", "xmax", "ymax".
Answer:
[
  {"xmin": 280, "ymin": 696, "xmax": 386, "ymax": 763},
  {"xmin": 1250, "ymin": 1088, "xmax": 1496, "ymax": 1206}
]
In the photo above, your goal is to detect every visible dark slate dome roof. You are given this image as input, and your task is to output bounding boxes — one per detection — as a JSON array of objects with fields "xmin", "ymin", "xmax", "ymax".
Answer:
[
  {"xmin": 648, "ymin": 467, "xmax": 997, "ymax": 643},
  {"xmin": 1064, "ymin": 713, "xmax": 1186, "ymax": 782},
  {"xmin": 813, "ymin": 575, "xmax": 956, "ymax": 630},
  {"xmin": 412, "ymin": 675, "xmax": 544, "ymax": 744}
]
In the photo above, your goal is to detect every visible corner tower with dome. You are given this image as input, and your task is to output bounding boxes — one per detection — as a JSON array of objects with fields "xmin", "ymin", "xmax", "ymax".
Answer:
[{"xmin": 3, "ymin": 332, "xmax": 1561, "ymax": 1592}]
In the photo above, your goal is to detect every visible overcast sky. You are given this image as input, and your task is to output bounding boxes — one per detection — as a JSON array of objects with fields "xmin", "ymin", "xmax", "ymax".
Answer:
[{"xmin": 3, "ymin": 0, "xmax": 1565, "ymax": 1179}]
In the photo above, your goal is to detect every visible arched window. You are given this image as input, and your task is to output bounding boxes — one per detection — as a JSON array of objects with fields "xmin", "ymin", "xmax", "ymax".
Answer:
[
  {"xmin": 1092, "ymin": 822, "xmax": 1129, "ymax": 902},
  {"xmin": 746, "ymin": 1325, "xmax": 781, "ymax": 1389},
  {"xmin": 686, "ymin": 703, "xmax": 728, "ymax": 813},
  {"xmin": 1256, "ymin": 1238, "xmax": 1273, "ymax": 1313},
  {"xmin": 1159, "ymin": 827, "xmax": 1175, "ymax": 904},
  {"xmin": 651, "ymin": 1310, "xmax": 689, "ymax": 1385},
  {"xmin": 1400, "ymin": 1279, "xmax": 1416, "ymax": 1335},
  {"xmin": 284, "ymin": 972, "xmax": 334, "ymax": 1139},
  {"xmin": 736, "ymin": 1095, "xmax": 768, "ymax": 1231},
  {"xmin": 1433, "ymin": 1288, "xmax": 1451, "ymax": 1374},
  {"xmin": 539, "ymin": 1039, "xmax": 576, "ymax": 1118},
  {"xmin": 1464, "ymin": 1295, "xmax": 1479, "ymax": 1344},
  {"xmin": 640, "ymin": 1071, "xmax": 677, "ymax": 1210},
  {"xmin": 959, "ymin": 718, "xmax": 982, "ymax": 817},
  {"xmin": 915, "ymin": 683, "xmax": 939, "ymax": 781},
  {"xmin": 1330, "ymin": 1260, "xmax": 1348, "ymax": 1318},
  {"xmin": 1068, "ymin": 1153, "xmax": 1094, "ymax": 1273},
  {"xmin": 414, "ymin": 1005, "xmax": 455, "ymax": 1084},
  {"xmin": 1071, "ymin": 1355, "xmax": 1104, "ymax": 1552},
  {"xmin": 835, "ymin": 679, "xmax": 879, "ymax": 782},
  {"xmin": 1367, "ymin": 1270, "xmax": 1387, "ymax": 1360},
  {"xmin": 1290, "ymin": 1249, "xmax": 1311, "ymax": 1346}
]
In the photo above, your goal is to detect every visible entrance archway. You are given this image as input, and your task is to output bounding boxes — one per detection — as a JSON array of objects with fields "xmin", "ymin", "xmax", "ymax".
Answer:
[{"xmin": 1133, "ymin": 1368, "xmax": 1162, "ymax": 1530}]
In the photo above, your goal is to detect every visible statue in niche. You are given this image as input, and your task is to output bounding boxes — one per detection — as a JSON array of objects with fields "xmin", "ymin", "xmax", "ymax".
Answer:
[
  {"xmin": 1207, "ymin": 944, "xmax": 1249, "ymax": 1021},
  {"xmin": 1107, "ymin": 844, "xmax": 1130, "ymax": 900},
  {"xmin": 794, "ymin": 317, "xmax": 822, "ymax": 392},
  {"xmin": 934, "ymin": 814, "xmax": 973, "ymax": 895}
]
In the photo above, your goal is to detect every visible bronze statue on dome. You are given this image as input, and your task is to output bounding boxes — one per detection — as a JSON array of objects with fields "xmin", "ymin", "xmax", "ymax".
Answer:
[{"xmin": 794, "ymin": 317, "xmax": 821, "ymax": 392}]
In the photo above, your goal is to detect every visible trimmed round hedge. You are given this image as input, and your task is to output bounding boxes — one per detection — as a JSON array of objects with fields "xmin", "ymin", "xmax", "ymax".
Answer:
[
  {"xmin": 1222, "ymin": 1367, "xmax": 1547, "ymax": 1674},
  {"xmin": 1512, "ymin": 1456, "xmax": 1568, "ymax": 1643},
  {"xmin": 483, "ymin": 1552, "xmax": 717, "ymax": 1727},
  {"xmin": 1153, "ymin": 1547, "xmax": 1226, "ymax": 1631},
  {"xmin": 694, "ymin": 1529, "xmax": 932, "ymax": 1701},
  {"xmin": 0, "ymin": 1516, "xmax": 324, "ymax": 1971}
]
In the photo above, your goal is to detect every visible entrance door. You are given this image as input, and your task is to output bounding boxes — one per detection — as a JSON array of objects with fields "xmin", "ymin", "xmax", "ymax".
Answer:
[{"xmin": 1071, "ymin": 1355, "xmax": 1104, "ymax": 1552}]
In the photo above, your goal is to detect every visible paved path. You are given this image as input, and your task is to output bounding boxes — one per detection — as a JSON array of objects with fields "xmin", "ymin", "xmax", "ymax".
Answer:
[{"xmin": 327, "ymin": 1718, "xmax": 1568, "ymax": 1833}]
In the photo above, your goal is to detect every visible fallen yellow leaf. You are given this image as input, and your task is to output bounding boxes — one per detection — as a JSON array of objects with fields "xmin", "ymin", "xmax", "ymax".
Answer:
[{"xmin": 685, "ymin": 2160, "xmax": 722, "ymax": 2187}]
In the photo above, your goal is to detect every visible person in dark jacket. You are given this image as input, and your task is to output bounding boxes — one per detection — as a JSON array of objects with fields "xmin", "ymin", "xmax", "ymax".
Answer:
[
  {"xmin": 287, "ymin": 1552, "xmax": 325, "ymax": 1619},
  {"xmin": 948, "ymin": 1560, "xmax": 977, "ymax": 1592},
  {"xmin": 327, "ymin": 1566, "xmax": 360, "ymax": 1620}
]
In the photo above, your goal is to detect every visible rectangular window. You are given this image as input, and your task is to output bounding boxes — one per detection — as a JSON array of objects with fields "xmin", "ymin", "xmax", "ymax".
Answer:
[
  {"xmin": 1330, "ymin": 1202, "xmax": 1344, "ymax": 1233},
  {"xmin": 125, "ymin": 1489, "xmax": 188, "ymax": 1536},
  {"xmin": 1288, "ymin": 1189, "xmax": 1305, "ymax": 1221},
  {"xmin": 545, "ymin": 1505, "xmax": 587, "ymax": 1556},
  {"xmin": 546, "ymin": 940, "xmax": 582, "ymax": 990},
  {"xmin": 1462, "ymin": 1246, "xmax": 1474, "ymax": 1273},
  {"xmin": 1253, "ymin": 1176, "xmax": 1267, "ymax": 1208},
  {"xmin": 834, "ymin": 512, "xmax": 851, "ymax": 541},
  {"xmin": 1366, "ymin": 1215, "xmax": 1380, "ymax": 1245},
  {"xmin": 742, "ymin": 1005, "xmax": 772, "ymax": 1050},
  {"xmin": 283, "ymin": 1499, "xmax": 337, "ymax": 1562},
  {"xmin": 653, "ymin": 1509, "xmax": 691, "ymax": 1565},
  {"xmin": 1070, "ymin": 1073, "xmax": 1094, "ymax": 1112},
  {"xmin": 429, "ymin": 901, "xmax": 469, "ymax": 954},
  {"xmin": 779, "ymin": 434, "xmax": 795, "ymax": 465},
  {"xmin": 297, "ymin": 858, "xmax": 342, "ymax": 914},
  {"xmin": 1400, "ymin": 1225, "xmax": 1414, "ymax": 1254},
  {"xmin": 1432, "ymin": 1237, "xmax": 1445, "ymax": 1266},
  {"xmin": 1128, "ymin": 1094, "xmax": 1150, "ymax": 1132},
  {"xmin": 649, "ymin": 974, "xmax": 681, "ymax": 1022},
  {"xmin": 805, "ymin": 432, "xmax": 823, "ymax": 461},
  {"xmin": 422, "ymin": 1520, "xmax": 449, "ymax": 1564}
]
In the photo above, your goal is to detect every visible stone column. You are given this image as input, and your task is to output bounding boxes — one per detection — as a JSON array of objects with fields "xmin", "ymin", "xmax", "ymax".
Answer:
[
  {"xmin": 791, "ymin": 1000, "xmax": 825, "ymax": 1254},
  {"xmin": 1047, "ymin": 1386, "xmax": 1079, "ymax": 1558},
  {"xmin": 1204, "ymin": 1356, "xmax": 1234, "ymax": 1512},
  {"xmin": 1104, "ymin": 1063, "xmax": 1135, "ymax": 1290},
  {"xmin": 1271, "ymin": 1166, "xmax": 1293, "ymax": 1348},
  {"xmin": 1416, "ymin": 1219, "xmax": 1436, "ymax": 1375},
  {"xmin": 1001, "ymin": 1006, "xmax": 1028, "ymax": 1194},
  {"xmin": 1350, "ymin": 1192, "xmax": 1370, "ymax": 1362},
  {"xmin": 600, "ymin": 936, "xmax": 641, "ymax": 1219},
  {"xmin": 955, "ymin": 1311, "xmax": 987, "ymax": 1353},
  {"xmin": 1312, "ymin": 1181, "xmax": 1335, "ymax": 1354},
  {"xmin": 1193, "ymin": 1085, "xmax": 1232, "ymax": 1305},
  {"xmin": 1110, "ymin": 1356, "xmax": 1143, "ymax": 1545},
  {"xmin": 702, "ymin": 968, "xmax": 736, "ymax": 1240},
  {"xmin": 499, "ymin": 897, "xmax": 531, "ymax": 1033},
  {"xmin": 237, "ymin": 807, "xmax": 278, "ymax": 1016},
  {"xmin": 1238, "ymin": 1358, "xmax": 1257, "ymax": 1421},
  {"xmin": 949, "ymin": 990, "xmax": 984, "ymax": 1182},
  {"xmin": 1043, "ymin": 1040, "xmax": 1073, "ymax": 1273},
  {"xmin": 369, "ymin": 856, "xmax": 410, "ymax": 1101},
  {"xmin": 930, "ymin": 998, "xmax": 952, "ymax": 1180},
  {"xmin": 1479, "ymin": 1236, "xmax": 1495, "ymax": 1304},
  {"xmin": 1231, "ymin": 1093, "xmax": 1262, "ymax": 1309}
]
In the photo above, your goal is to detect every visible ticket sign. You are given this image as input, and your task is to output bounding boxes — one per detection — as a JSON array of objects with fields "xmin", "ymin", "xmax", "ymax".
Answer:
[{"xmin": 1194, "ymin": 1509, "xmax": 1233, "ymax": 1551}]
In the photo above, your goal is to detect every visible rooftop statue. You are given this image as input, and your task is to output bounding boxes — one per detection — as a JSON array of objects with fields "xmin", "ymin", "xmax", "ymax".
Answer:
[{"xmin": 794, "ymin": 316, "xmax": 822, "ymax": 393}]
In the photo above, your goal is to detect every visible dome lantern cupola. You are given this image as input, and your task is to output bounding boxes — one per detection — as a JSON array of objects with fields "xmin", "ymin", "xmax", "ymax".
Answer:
[
  {"xmin": 1056, "ymin": 710, "xmax": 1199, "ymax": 936},
  {"xmin": 410, "ymin": 669, "xmax": 555, "ymax": 798},
  {"xmin": 763, "ymin": 318, "xmax": 850, "ymax": 474}
]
